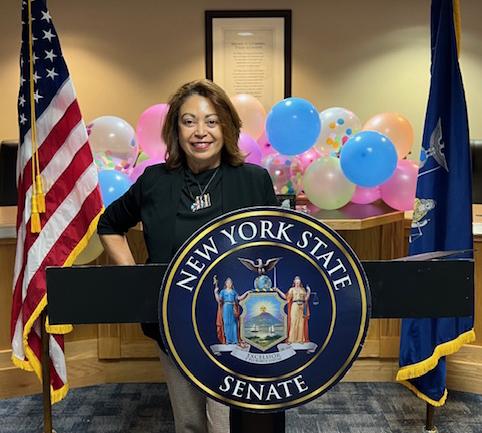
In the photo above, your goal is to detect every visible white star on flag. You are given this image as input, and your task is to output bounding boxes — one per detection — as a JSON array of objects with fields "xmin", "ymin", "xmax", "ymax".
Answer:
[
  {"xmin": 32, "ymin": 52, "xmax": 39, "ymax": 63},
  {"xmin": 19, "ymin": 113, "xmax": 27, "ymax": 124},
  {"xmin": 44, "ymin": 49, "xmax": 56, "ymax": 61},
  {"xmin": 20, "ymin": 75, "xmax": 26, "ymax": 86},
  {"xmin": 41, "ymin": 10, "xmax": 52, "ymax": 22},
  {"xmin": 33, "ymin": 70, "xmax": 41, "ymax": 82},
  {"xmin": 46, "ymin": 67, "xmax": 58, "ymax": 80},
  {"xmin": 19, "ymin": 95, "xmax": 26, "ymax": 107},
  {"xmin": 42, "ymin": 28, "xmax": 55, "ymax": 42},
  {"xmin": 33, "ymin": 89, "xmax": 43, "ymax": 103}
]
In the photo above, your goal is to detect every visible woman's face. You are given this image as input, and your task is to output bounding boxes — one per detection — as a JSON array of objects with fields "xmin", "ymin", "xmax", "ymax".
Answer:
[
  {"xmin": 225, "ymin": 278, "xmax": 233, "ymax": 289},
  {"xmin": 178, "ymin": 95, "xmax": 224, "ymax": 172},
  {"xmin": 294, "ymin": 278, "xmax": 301, "ymax": 287}
]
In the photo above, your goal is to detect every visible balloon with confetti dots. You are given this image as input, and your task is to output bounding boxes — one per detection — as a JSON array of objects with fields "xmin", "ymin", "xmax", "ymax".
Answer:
[
  {"xmin": 262, "ymin": 153, "xmax": 304, "ymax": 195},
  {"xmin": 89, "ymin": 116, "xmax": 138, "ymax": 172},
  {"xmin": 315, "ymin": 107, "xmax": 361, "ymax": 156}
]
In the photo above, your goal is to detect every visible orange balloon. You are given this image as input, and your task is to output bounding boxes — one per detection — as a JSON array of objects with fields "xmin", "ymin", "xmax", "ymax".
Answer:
[
  {"xmin": 230, "ymin": 94, "xmax": 266, "ymax": 140},
  {"xmin": 363, "ymin": 113, "xmax": 413, "ymax": 158}
]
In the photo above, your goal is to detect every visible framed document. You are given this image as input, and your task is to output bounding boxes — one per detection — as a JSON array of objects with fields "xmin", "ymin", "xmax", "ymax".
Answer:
[{"xmin": 205, "ymin": 10, "xmax": 292, "ymax": 112}]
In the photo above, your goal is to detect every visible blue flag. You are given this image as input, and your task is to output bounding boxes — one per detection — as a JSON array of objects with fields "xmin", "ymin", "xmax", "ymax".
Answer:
[{"xmin": 396, "ymin": 0, "xmax": 475, "ymax": 406}]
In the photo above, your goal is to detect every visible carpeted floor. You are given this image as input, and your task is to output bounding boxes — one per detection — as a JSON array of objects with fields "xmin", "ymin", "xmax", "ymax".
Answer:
[{"xmin": 0, "ymin": 382, "xmax": 481, "ymax": 433}]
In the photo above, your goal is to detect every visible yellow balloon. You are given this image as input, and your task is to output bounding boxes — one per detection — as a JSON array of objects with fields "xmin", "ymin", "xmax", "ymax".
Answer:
[
  {"xmin": 230, "ymin": 94, "xmax": 266, "ymax": 140},
  {"xmin": 303, "ymin": 157, "xmax": 355, "ymax": 210},
  {"xmin": 363, "ymin": 112, "xmax": 413, "ymax": 159},
  {"xmin": 74, "ymin": 233, "xmax": 104, "ymax": 265}
]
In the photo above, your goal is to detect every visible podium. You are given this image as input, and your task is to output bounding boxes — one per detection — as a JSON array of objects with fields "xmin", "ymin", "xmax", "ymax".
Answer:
[{"xmin": 45, "ymin": 258, "xmax": 473, "ymax": 433}]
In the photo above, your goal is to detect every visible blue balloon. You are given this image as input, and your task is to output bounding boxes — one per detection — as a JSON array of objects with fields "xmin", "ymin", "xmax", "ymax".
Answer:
[
  {"xmin": 98, "ymin": 169, "xmax": 132, "ymax": 207},
  {"xmin": 266, "ymin": 97, "xmax": 321, "ymax": 155},
  {"xmin": 339, "ymin": 131, "xmax": 398, "ymax": 187}
]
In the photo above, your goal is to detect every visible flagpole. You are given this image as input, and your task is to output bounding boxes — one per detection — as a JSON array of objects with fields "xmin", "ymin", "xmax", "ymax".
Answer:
[
  {"xmin": 425, "ymin": 404, "xmax": 436, "ymax": 432},
  {"xmin": 40, "ymin": 310, "xmax": 54, "ymax": 433}
]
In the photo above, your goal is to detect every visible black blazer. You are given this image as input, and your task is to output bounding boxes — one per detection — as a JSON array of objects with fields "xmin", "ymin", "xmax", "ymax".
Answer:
[
  {"xmin": 97, "ymin": 162, "xmax": 278, "ymax": 263},
  {"xmin": 97, "ymin": 162, "xmax": 278, "ymax": 346}
]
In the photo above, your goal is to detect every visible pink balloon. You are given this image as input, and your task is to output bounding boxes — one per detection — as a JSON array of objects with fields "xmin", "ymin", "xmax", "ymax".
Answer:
[
  {"xmin": 238, "ymin": 132, "xmax": 263, "ymax": 165},
  {"xmin": 136, "ymin": 104, "xmax": 169, "ymax": 160},
  {"xmin": 129, "ymin": 157, "xmax": 163, "ymax": 183},
  {"xmin": 297, "ymin": 147, "xmax": 321, "ymax": 172},
  {"xmin": 297, "ymin": 202, "xmax": 320, "ymax": 215},
  {"xmin": 351, "ymin": 186, "xmax": 381, "ymax": 204},
  {"xmin": 257, "ymin": 131, "xmax": 276, "ymax": 157},
  {"xmin": 380, "ymin": 159, "xmax": 419, "ymax": 211},
  {"xmin": 306, "ymin": 202, "xmax": 320, "ymax": 214}
]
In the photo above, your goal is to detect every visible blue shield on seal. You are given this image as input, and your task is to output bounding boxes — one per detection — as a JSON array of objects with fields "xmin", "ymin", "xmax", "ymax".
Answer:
[{"xmin": 240, "ymin": 291, "xmax": 287, "ymax": 352}]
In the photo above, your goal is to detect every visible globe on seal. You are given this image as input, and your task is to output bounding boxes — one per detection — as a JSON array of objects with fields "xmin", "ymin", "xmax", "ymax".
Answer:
[{"xmin": 254, "ymin": 275, "xmax": 273, "ymax": 291}]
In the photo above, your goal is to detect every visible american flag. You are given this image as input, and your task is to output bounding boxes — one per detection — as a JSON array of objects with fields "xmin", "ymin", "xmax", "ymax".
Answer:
[{"xmin": 11, "ymin": 0, "xmax": 103, "ymax": 402}]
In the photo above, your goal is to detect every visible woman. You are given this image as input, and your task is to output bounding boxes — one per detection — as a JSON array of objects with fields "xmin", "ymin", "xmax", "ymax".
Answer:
[
  {"xmin": 276, "ymin": 276, "xmax": 311, "ymax": 343},
  {"xmin": 97, "ymin": 79, "xmax": 278, "ymax": 433},
  {"xmin": 214, "ymin": 276, "xmax": 250, "ymax": 345}
]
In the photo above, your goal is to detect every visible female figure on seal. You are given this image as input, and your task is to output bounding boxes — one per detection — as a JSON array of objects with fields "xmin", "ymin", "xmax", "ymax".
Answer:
[
  {"xmin": 214, "ymin": 276, "xmax": 250, "ymax": 344},
  {"xmin": 277, "ymin": 276, "xmax": 311, "ymax": 343}
]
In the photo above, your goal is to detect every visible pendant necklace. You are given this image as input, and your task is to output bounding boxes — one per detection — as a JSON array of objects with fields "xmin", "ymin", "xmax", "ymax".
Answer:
[{"xmin": 188, "ymin": 167, "xmax": 219, "ymax": 212}]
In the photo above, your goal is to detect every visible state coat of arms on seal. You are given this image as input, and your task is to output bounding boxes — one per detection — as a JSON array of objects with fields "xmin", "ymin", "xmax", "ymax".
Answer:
[{"xmin": 210, "ymin": 260, "xmax": 319, "ymax": 363}]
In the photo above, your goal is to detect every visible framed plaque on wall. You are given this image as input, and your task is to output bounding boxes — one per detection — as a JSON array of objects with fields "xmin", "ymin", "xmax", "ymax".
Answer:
[{"xmin": 205, "ymin": 10, "xmax": 292, "ymax": 112}]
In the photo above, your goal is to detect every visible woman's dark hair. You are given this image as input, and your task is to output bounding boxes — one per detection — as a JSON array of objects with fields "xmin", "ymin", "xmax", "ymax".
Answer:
[{"xmin": 162, "ymin": 79, "xmax": 245, "ymax": 169}]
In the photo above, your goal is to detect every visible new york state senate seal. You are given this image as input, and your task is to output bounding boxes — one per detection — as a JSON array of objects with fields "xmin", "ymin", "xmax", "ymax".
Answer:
[{"xmin": 159, "ymin": 207, "xmax": 370, "ymax": 411}]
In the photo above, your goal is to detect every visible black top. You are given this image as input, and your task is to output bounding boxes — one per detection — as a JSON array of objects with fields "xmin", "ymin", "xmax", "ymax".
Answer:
[{"xmin": 97, "ymin": 161, "xmax": 278, "ymax": 347}]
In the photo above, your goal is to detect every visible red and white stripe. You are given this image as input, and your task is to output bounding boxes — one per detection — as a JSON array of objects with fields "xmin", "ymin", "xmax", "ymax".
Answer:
[{"xmin": 11, "ymin": 78, "xmax": 103, "ymax": 401}]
